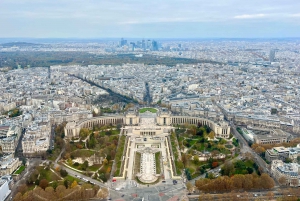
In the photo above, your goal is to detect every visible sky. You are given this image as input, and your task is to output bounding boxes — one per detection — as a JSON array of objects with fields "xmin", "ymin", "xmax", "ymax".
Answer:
[{"xmin": 0, "ymin": 0, "xmax": 300, "ymax": 38}]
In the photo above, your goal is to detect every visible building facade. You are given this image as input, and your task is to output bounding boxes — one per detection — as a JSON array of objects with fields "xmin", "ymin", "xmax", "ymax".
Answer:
[
  {"xmin": 271, "ymin": 160, "xmax": 300, "ymax": 187},
  {"xmin": 64, "ymin": 108, "xmax": 231, "ymax": 138}
]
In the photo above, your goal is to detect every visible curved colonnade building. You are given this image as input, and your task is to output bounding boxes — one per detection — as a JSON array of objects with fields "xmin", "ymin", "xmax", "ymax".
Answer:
[{"xmin": 64, "ymin": 109, "xmax": 231, "ymax": 139}]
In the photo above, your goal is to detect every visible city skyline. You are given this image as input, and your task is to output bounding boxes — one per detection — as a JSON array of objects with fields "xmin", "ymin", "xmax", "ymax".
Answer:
[{"xmin": 0, "ymin": 0, "xmax": 300, "ymax": 38}]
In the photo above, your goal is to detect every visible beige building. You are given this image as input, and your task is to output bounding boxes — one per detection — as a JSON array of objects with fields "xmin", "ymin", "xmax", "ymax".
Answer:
[
  {"xmin": 271, "ymin": 160, "xmax": 300, "ymax": 187},
  {"xmin": 0, "ymin": 155, "xmax": 22, "ymax": 176},
  {"xmin": 254, "ymin": 129, "xmax": 291, "ymax": 145},
  {"xmin": 64, "ymin": 108, "xmax": 231, "ymax": 139},
  {"xmin": 22, "ymin": 123, "xmax": 51, "ymax": 157}
]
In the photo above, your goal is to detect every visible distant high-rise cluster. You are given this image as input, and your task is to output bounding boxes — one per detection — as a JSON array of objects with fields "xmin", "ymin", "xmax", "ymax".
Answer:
[
  {"xmin": 269, "ymin": 49, "xmax": 276, "ymax": 62},
  {"xmin": 119, "ymin": 38, "xmax": 161, "ymax": 51}
]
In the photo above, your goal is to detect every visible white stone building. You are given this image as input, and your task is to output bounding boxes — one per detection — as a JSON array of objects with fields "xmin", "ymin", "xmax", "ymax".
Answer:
[{"xmin": 271, "ymin": 160, "xmax": 300, "ymax": 187}]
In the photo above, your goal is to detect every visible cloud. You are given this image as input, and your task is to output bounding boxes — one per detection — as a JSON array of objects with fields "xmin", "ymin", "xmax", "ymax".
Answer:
[
  {"xmin": 234, "ymin": 14, "xmax": 266, "ymax": 19},
  {"xmin": 289, "ymin": 13, "xmax": 300, "ymax": 17}
]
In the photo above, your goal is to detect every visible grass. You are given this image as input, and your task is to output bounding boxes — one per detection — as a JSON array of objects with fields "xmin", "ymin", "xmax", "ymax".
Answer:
[
  {"xmin": 99, "ymin": 129, "xmax": 120, "ymax": 136},
  {"xmin": 64, "ymin": 175, "xmax": 81, "ymax": 183},
  {"xmin": 139, "ymin": 108, "xmax": 157, "ymax": 113},
  {"xmin": 37, "ymin": 166, "xmax": 61, "ymax": 182},
  {"xmin": 71, "ymin": 149, "xmax": 95, "ymax": 158},
  {"xmin": 87, "ymin": 164, "xmax": 102, "ymax": 172},
  {"xmin": 14, "ymin": 165, "xmax": 25, "ymax": 174},
  {"xmin": 114, "ymin": 135, "xmax": 126, "ymax": 176},
  {"xmin": 134, "ymin": 152, "xmax": 141, "ymax": 177},
  {"xmin": 225, "ymin": 144, "xmax": 233, "ymax": 149},
  {"xmin": 170, "ymin": 132, "xmax": 183, "ymax": 176},
  {"xmin": 155, "ymin": 152, "xmax": 161, "ymax": 174}
]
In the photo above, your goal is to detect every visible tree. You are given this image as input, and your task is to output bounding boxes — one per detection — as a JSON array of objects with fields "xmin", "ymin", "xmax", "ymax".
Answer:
[
  {"xmin": 56, "ymin": 185, "xmax": 67, "ymax": 198},
  {"xmin": 285, "ymin": 158, "xmax": 293, "ymax": 163},
  {"xmin": 60, "ymin": 169, "xmax": 68, "ymax": 177},
  {"xmin": 52, "ymin": 181, "xmax": 58, "ymax": 190},
  {"xmin": 39, "ymin": 179, "xmax": 49, "ymax": 190},
  {"xmin": 71, "ymin": 180, "xmax": 78, "ymax": 188},
  {"xmin": 186, "ymin": 182, "xmax": 193, "ymax": 193},
  {"xmin": 212, "ymin": 162, "xmax": 218, "ymax": 168},
  {"xmin": 208, "ymin": 131, "xmax": 215, "ymax": 139},
  {"xmin": 17, "ymin": 184, "xmax": 28, "ymax": 195},
  {"xmin": 103, "ymin": 158, "xmax": 108, "ymax": 165},
  {"xmin": 254, "ymin": 146, "xmax": 265, "ymax": 155},
  {"xmin": 278, "ymin": 176, "xmax": 287, "ymax": 186},
  {"xmin": 244, "ymin": 152, "xmax": 254, "ymax": 160},
  {"xmin": 82, "ymin": 160, "xmax": 89, "ymax": 170},
  {"xmin": 63, "ymin": 180, "xmax": 69, "ymax": 189},
  {"xmin": 13, "ymin": 192, "xmax": 23, "ymax": 201},
  {"xmin": 97, "ymin": 188, "xmax": 109, "ymax": 199},
  {"xmin": 267, "ymin": 191, "xmax": 274, "ymax": 200},
  {"xmin": 193, "ymin": 155, "xmax": 199, "ymax": 164},
  {"xmin": 260, "ymin": 173, "xmax": 275, "ymax": 189},
  {"xmin": 221, "ymin": 161, "xmax": 235, "ymax": 176},
  {"xmin": 79, "ymin": 128, "xmax": 90, "ymax": 139},
  {"xmin": 232, "ymin": 174, "xmax": 244, "ymax": 189},
  {"xmin": 190, "ymin": 125, "xmax": 197, "ymax": 135},
  {"xmin": 207, "ymin": 172, "xmax": 215, "ymax": 179}
]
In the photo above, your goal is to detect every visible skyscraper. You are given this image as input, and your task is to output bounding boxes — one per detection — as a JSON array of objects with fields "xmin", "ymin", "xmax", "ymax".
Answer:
[
  {"xmin": 152, "ymin": 40, "xmax": 158, "ymax": 51},
  {"xmin": 269, "ymin": 49, "xmax": 276, "ymax": 62},
  {"xmin": 120, "ymin": 38, "xmax": 127, "ymax": 47}
]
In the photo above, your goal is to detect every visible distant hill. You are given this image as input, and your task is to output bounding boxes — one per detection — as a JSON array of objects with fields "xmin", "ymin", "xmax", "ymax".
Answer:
[{"xmin": 1, "ymin": 42, "xmax": 41, "ymax": 47}]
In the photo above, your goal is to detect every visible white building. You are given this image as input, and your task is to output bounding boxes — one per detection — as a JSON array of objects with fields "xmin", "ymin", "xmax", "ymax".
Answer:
[
  {"xmin": 0, "ymin": 179, "xmax": 11, "ymax": 201},
  {"xmin": 0, "ymin": 154, "xmax": 22, "ymax": 176},
  {"xmin": 271, "ymin": 160, "xmax": 300, "ymax": 187}
]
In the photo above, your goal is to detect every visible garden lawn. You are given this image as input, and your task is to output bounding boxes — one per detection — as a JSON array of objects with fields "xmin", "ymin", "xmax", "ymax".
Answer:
[
  {"xmin": 14, "ymin": 165, "xmax": 25, "ymax": 174},
  {"xmin": 139, "ymin": 108, "xmax": 157, "ymax": 113},
  {"xmin": 114, "ymin": 135, "xmax": 126, "ymax": 176},
  {"xmin": 155, "ymin": 152, "xmax": 161, "ymax": 174},
  {"xmin": 87, "ymin": 164, "xmax": 102, "ymax": 172},
  {"xmin": 64, "ymin": 175, "xmax": 81, "ymax": 183},
  {"xmin": 37, "ymin": 166, "xmax": 61, "ymax": 182}
]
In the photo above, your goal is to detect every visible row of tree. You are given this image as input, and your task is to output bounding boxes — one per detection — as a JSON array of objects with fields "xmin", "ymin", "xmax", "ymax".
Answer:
[
  {"xmin": 195, "ymin": 173, "xmax": 275, "ymax": 193},
  {"xmin": 14, "ymin": 184, "xmax": 101, "ymax": 201}
]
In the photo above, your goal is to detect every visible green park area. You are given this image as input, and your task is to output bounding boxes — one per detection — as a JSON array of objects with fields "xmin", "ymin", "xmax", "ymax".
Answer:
[
  {"xmin": 50, "ymin": 122, "xmax": 121, "ymax": 183},
  {"xmin": 139, "ymin": 108, "xmax": 157, "ymax": 113},
  {"xmin": 171, "ymin": 124, "xmax": 238, "ymax": 180},
  {"xmin": 114, "ymin": 135, "xmax": 126, "ymax": 176},
  {"xmin": 14, "ymin": 163, "xmax": 102, "ymax": 201},
  {"xmin": 155, "ymin": 152, "xmax": 161, "ymax": 174},
  {"xmin": 4, "ymin": 108, "xmax": 22, "ymax": 117},
  {"xmin": 170, "ymin": 131, "xmax": 183, "ymax": 176},
  {"xmin": 14, "ymin": 165, "xmax": 25, "ymax": 174}
]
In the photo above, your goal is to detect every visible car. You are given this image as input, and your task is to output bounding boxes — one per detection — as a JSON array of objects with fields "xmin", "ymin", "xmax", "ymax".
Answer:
[
  {"xmin": 162, "ymin": 180, "xmax": 166, "ymax": 183},
  {"xmin": 188, "ymin": 193, "xmax": 191, "ymax": 195},
  {"xmin": 121, "ymin": 195, "xmax": 124, "ymax": 197}
]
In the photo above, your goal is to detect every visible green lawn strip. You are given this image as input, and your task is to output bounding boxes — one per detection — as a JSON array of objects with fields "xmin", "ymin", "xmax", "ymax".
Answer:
[
  {"xmin": 139, "ymin": 108, "xmax": 157, "ymax": 113},
  {"xmin": 170, "ymin": 133, "xmax": 182, "ymax": 176},
  {"xmin": 134, "ymin": 152, "xmax": 141, "ymax": 176},
  {"xmin": 14, "ymin": 165, "xmax": 25, "ymax": 174},
  {"xmin": 114, "ymin": 135, "xmax": 126, "ymax": 176},
  {"xmin": 155, "ymin": 152, "xmax": 161, "ymax": 174},
  {"xmin": 71, "ymin": 149, "xmax": 95, "ymax": 158},
  {"xmin": 64, "ymin": 175, "xmax": 81, "ymax": 183},
  {"xmin": 37, "ymin": 166, "xmax": 61, "ymax": 182},
  {"xmin": 87, "ymin": 164, "xmax": 102, "ymax": 172}
]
